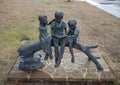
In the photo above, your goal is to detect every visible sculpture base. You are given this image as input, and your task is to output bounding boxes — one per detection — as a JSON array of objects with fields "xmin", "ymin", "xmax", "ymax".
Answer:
[{"xmin": 7, "ymin": 53, "xmax": 115, "ymax": 82}]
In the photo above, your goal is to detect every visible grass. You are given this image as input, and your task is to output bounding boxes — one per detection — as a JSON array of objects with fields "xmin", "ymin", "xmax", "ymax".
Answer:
[
  {"xmin": 109, "ymin": 81, "xmax": 117, "ymax": 85},
  {"xmin": 0, "ymin": 0, "xmax": 120, "ymax": 84}
]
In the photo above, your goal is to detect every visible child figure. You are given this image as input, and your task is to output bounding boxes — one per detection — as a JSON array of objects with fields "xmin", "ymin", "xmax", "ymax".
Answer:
[
  {"xmin": 49, "ymin": 10, "xmax": 67, "ymax": 67},
  {"xmin": 67, "ymin": 19, "xmax": 103, "ymax": 71},
  {"xmin": 38, "ymin": 15, "xmax": 53, "ymax": 60},
  {"xmin": 67, "ymin": 19, "xmax": 79, "ymax": 63}
]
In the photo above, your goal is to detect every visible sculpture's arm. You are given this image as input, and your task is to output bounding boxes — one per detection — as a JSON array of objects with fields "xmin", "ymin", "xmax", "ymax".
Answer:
[{"xmin": 48, "ymin": 19, "xmax": 55, "ymax": 25}]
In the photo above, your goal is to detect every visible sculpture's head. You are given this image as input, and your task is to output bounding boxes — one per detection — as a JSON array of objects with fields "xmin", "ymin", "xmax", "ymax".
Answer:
[
  {"xmin": 68, "ymin": 19, "xmax": 77, "ymax": 29},
  {"xmin": 55, "ymin": 10, "xmax": 63, "ymax": 23},
  {"xmin": 38, "ymin": 15, "xmax": 48, "ymax": 26}
]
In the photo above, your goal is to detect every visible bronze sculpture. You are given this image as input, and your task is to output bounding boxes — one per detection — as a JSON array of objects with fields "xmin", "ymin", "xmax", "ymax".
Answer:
[
  {"xmin": 67, "ymin": 19, "xmax": 79, "ymax": 63},
  {"xmin": 18, "ymin": 10, "xmax": 103, "ymax": 71},
  {"xmin": 38, "ymin": 15, "xmax": 53, "ymax": 60},
  {"xmin": 49, "ymin": 10, "xmax": 67, "ymax": 67},
  {"xmin": 18, "ymin": 42, "xmax": 44, "ymax": 70},
  {"xmin": 66, "ymin": 19, "xmax": 103, "ymax": 71}
]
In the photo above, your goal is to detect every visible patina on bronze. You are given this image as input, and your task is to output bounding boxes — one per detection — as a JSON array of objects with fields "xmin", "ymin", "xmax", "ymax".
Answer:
[
  {"xmin": 38, "ymin": 15, "xmax": 53, "ymax": 60},
  {"xmin": 67, "ymin": 19, "xmax": 79, "ymax": 63},
  {"xmin": 49, "ymin": 10, "xmax": 67, "ymax": 67},
  {"xmin": 18, "ymin": 10, "xmax": 103, "ymax": 71}
]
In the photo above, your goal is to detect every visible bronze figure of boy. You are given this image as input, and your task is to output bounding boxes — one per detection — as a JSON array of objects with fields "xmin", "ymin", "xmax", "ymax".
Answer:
[{"xmin": 49, "ymin": 10, "xmax": 67, "ymax": 67}]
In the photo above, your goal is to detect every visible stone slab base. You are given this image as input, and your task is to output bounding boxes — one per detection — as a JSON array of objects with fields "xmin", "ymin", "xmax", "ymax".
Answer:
[{"xmin": 7, "ymin": 53, "xmax": 115, "ymax": 81}]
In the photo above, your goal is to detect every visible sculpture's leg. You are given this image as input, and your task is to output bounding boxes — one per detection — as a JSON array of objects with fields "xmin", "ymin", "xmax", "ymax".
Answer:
[
  {"xmin": 53, "ymin": 38, "xmax": 59, "ymax": 65},
  {"xmin": 49, "ymin": 47, "xmax": 53, "ymax": 60},
  {"xmin": 67, "ymin": 37, "xmax": 75, "ymax": 63},
  {"xmin": 44, "ymin": 37, "xmax": 53, "ymax": 60},
  {"xmin": 44, "ymin": 53, "xmax": 49, "ymax": 60},
  {"xmin": 49, "ymin": 38, "xmax": 53, "ymax": 60},
  {"xmin": 68, "ymin": 43, "xmax": 75, "ymax": 63},
  {"xmin": 73, "ymin": 43, "xmax": 103, "ymax": 71},
  {"xmin": 41, "ymin": 39, "xmax": 49, "ymax": 60},
  {"xmin": 54, "ymin": 47, "xmax": 59, "ymax": 65},
  {"xmin": 55, "ymin": 38, "xmax": 66, "ymax": 67},
  {"xmin": 72, "ymin": 43, "xmax": 82, "ymax": 51}
]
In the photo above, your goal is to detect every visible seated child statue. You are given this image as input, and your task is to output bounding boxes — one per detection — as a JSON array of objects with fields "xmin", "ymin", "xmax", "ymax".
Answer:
[
  {"xmin": 67, "ymin": 19, "xmax": 79, "ymax": 63},
  {"xmin": 49, "ymin": 10, "xmax": 67, "ymax": 67}
]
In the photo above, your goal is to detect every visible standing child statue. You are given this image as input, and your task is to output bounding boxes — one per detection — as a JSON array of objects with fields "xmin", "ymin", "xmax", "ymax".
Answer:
[{"xmin": 38, "ymin": 15, "xmax": 53, "ymax": 60}]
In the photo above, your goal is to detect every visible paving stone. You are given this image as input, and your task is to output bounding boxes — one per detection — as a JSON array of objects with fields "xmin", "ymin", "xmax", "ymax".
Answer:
[
  {"xmin": 7, "ymin": 53, "xmax": 115, "ymax": 81},
  {"xmin": 30, "ymin": 70, "xmax": 51, "ymax": 80},
  {"xmin": 43, "ymin": 66, "xmax": 55, "ymax": 76},
  {"xmin": 67, "ymin": 70, "xmax": 84, "ymax": 81},
  {"xmin": 86, "ymin": 73, "xmax": 98, "ymax": 80},
  {"xmin": 100, "ymin": 71, "xmax": 116, "ymax": 80},
  {"xmin": 53, "ymin": 66, "xmax": 66, "ymax": 81},
  {"xmin": 7, "ymin": 71, "xmax": 29, "ymax": 79}
]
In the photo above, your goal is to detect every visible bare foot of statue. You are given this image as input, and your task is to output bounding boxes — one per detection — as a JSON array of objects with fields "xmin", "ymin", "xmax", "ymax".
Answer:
[
  {"xmin": 55, "ymin": 60, "xmax": 61, "ymax": 67},
  {"xmin": 44, "ymin": 53, "xmax": 48, "ymax": 60},
  {"xmin": 49, "ymin": 54, "xmax": 53, "ymax": 60},
  {"xmin": 71, "ymin": 57, "xmax": 75, "ymax": 63}
]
